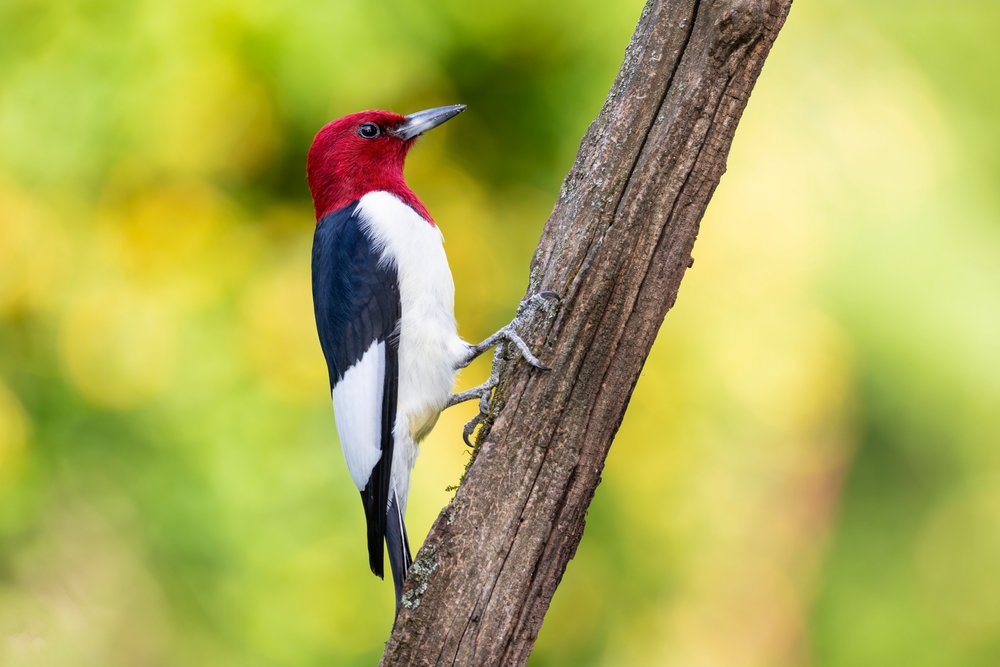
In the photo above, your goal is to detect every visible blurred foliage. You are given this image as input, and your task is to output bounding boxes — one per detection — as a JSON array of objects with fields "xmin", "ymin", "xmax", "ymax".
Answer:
[{"xmin": 1, "ymin": 0, "xmax": 998, "ymax": 665}]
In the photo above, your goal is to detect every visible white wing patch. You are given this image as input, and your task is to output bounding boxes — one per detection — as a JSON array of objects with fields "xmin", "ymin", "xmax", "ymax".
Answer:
[{"xmin": 332, "ymin": 340, "xmax": 385, "ymax": 490}]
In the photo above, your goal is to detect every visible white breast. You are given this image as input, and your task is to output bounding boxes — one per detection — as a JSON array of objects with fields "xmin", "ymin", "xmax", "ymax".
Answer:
[{"xmin": 356, "ymin": 191, "xmax": 467, "ymax": 511}]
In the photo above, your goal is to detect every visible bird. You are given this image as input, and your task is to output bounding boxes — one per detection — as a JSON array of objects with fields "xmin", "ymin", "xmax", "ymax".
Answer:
[{"xmin": 306, "ymin": 105, "xmax": 554, "ymax": 611}]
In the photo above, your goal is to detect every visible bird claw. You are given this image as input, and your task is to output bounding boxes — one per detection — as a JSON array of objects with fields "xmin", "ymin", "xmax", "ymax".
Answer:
[
  {"xmin": 518, "ymin": 290, "xmax": 560, "ymax": 313},
  {"xmin": 446, "ymin": 380, "xmax": 495, "ymax": 409},
  {"xmin": 449, "ymin": 378, "xmax": 495, "ymax": 447},
  {"xmin": 448, "ymin": 289, "xmax": 560, "ymax": 446},
  {"xmin": 459, "ymin": 290, "xmax": 560, "ymax": 369},
  {"xmin": 462, "ymin": 410, "xmax": 484, "ymax": 447},
  {"xmin": 494, "ymin": 325, "xmax": 549, "ymax": 370}
]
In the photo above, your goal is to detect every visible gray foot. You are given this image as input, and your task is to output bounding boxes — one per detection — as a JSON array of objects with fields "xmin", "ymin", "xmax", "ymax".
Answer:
[{"xmin": 447, "ymin": 290, "xmax": 559, "ymax": 446}]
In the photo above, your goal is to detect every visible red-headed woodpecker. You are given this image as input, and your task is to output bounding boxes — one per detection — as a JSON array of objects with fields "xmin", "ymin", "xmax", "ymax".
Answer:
[{"xmin": 306, "ymin": 105, "xmax": 552, "ymax": 611}]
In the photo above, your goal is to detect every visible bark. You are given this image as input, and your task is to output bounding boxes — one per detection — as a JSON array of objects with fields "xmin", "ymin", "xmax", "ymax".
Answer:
[{"xmin": 381, "ymin": 0, "xmax": 793, "ymax": 664}]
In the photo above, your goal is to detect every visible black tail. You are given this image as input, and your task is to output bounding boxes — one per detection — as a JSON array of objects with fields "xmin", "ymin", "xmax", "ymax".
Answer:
[{"xmin": 385, "ymin": 491, "xmax": 412, "ymax": 612}]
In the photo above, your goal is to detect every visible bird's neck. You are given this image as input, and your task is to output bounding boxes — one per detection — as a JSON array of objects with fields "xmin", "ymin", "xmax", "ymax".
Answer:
[{"xmin": 313, "ymin": 165, "xmax": 434, "ymax": 226}]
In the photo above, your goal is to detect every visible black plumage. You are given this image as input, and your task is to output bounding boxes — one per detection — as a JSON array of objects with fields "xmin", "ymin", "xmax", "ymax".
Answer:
[{"xmin": 311, "ymin": 202, "xmax": 402, "ymax": 580}]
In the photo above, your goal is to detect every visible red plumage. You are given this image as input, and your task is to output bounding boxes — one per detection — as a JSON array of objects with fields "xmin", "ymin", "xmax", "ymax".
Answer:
[{"xmin": 306, "ymin": 110, "xmax": 434, "ymax": 224}]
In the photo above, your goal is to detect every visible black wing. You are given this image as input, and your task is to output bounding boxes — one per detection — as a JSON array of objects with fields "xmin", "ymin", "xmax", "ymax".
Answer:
[{"xmin": 312, "ymin": 202, "xmax": 400, "ymax": 579}]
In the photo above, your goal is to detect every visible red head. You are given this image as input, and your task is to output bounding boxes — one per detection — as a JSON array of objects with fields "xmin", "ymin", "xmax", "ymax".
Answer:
[{"xmin": 306, "ymin": 105, "xmax": 465, "ymax": 224}]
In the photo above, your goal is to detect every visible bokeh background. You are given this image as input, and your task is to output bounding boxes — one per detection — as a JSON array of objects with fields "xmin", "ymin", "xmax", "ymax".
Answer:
[{"xmin": 1, "ymin": 0, "xmax": 999, "ymax": 665}]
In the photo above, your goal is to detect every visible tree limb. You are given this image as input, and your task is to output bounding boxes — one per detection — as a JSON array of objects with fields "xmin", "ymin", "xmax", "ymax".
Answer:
[{"xmin": 382, "ymin": 0, "xmax": 793, "ymax": 664}]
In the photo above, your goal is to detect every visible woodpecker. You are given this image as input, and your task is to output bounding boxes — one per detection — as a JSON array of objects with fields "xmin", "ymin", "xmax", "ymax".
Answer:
[{"xmin": 306, "ymin": 105, "xmax": 551, "ymax": 610}]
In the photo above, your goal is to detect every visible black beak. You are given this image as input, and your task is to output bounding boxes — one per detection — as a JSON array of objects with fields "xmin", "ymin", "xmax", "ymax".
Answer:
[{"xmin": 392, "ymin": 104, "xmax": 466, "ymax": 140}]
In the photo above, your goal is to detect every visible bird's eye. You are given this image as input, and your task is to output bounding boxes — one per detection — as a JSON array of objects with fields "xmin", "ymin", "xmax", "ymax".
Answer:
[{"xmin": 357, "ymin": 123, "xmax": 381, "ymax": 139}]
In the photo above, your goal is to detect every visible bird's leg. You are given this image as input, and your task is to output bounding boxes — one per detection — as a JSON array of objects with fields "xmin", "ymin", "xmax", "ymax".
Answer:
[
  {"xmin": 447, "ymin": 382, "xmax": 496, "ymax": 408},
  {"xmin": 457, "ymin": 290, "xmax": 560, "ymax": 371},
  {"xmin": 456, "ymin": 375, "xmax": 496, "ymax": 447},
  {"xmin": 447, "ymin": 290, "xmax": 559, "ymax": 446},
  {"xmin": 449, "ymin": 338, "xmax": 509, "ymax": 446}
]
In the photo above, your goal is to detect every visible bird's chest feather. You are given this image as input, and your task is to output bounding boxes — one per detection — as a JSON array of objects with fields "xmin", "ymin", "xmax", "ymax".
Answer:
[{"xmin": 356, "ymin": 191, "xmax": 465, "ymax": 438}]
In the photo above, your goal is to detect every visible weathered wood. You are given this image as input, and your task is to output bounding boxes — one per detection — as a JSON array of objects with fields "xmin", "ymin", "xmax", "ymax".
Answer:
[{"xmin": 381, "ymin": 0, "xmax": 793, "ymax": 664}]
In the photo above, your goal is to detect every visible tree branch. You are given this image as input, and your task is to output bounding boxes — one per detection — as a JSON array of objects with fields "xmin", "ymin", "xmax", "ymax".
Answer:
[{"xmin": 382, "ymin": 0, "xmax": 793, "ymax": 664}]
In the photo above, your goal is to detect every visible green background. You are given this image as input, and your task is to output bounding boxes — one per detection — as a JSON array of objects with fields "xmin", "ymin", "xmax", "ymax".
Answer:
[{"xmin": 1, "ymin": 0, "xmax": 999, "ymax": 665}]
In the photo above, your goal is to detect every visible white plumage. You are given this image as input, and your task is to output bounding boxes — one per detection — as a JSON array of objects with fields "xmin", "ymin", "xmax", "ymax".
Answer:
[
  {"xmin": 331, "ymin": 340, "xmax": 386, "ymax": 490},
  {"xmin": 333, "ymin": 190, "xmax": 468, "ymax": 516}
]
